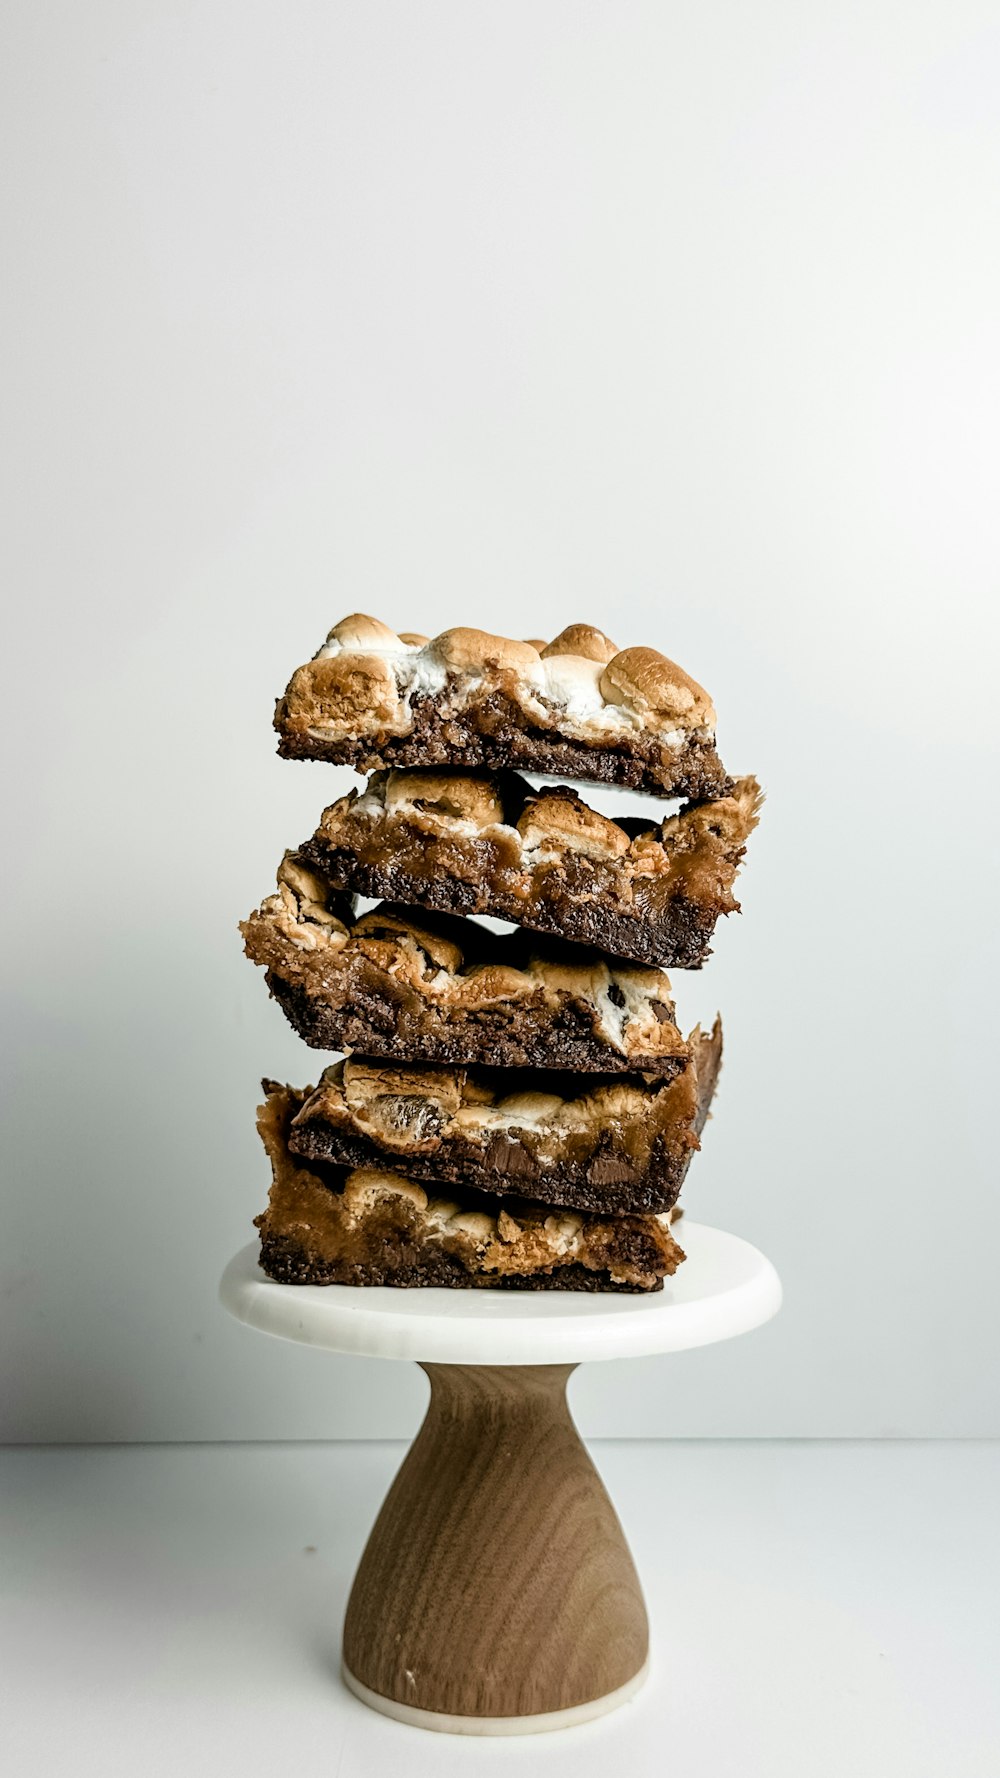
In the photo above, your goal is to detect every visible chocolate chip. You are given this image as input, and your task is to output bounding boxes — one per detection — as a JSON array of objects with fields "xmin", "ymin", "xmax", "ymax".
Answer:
[
  {"xmin": 587, "ymin": 1154, "xmax": 639, "ymax": 1186},
  {"xmin": 484, "ymin": 1133, "xmax": 539, "ymax": 1179}
]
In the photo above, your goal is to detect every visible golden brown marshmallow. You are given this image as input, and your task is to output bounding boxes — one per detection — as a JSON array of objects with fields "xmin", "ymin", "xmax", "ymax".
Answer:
[
  {"xmin": 599, "ymin": 647, "xmax": 716, "ymax": 728},
  {"xmin": 432, "ymin": 627, "xmax": 542, "ymax": 678},
  {"xmin": 516, "ymin": 795, "xmax": 631, "ymax": 860},
  {"xmin": 384, "ymin": 770, "xmax": 505, "ymax": 828},
  {"xmin": 324, "ymin": 614, "xmax": 402, "ymax": 653},
  {"xmin": 282, "ymin": 653, "xmax": 404, "ymax": 738},
  {"xmin": 542, "ymin": 625, "xmax": 618, "ymax": 664},
  {"xmin": 351, "ymin": 905, "xmax": 465, "ymax": 974}
]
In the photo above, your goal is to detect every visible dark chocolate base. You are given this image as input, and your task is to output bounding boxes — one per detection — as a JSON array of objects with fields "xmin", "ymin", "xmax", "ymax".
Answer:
[
  {"xmin": 265, "ymin": 970, "xmax": 687, "ymax": 1078},
  {"xmin": 277, "ymin": 693, "xmax": 729, "ymax": 802},
  {"xmin": 301, "ymin": 841, "xmax": 717, "ymax": 968},
  {"xmin": 258, "ymin": 1233, "xmax": 666, "ymax": 1292},
  {"xmin": 288, "ymin": 1121, "xmax": 692, "ymax": 1214}
]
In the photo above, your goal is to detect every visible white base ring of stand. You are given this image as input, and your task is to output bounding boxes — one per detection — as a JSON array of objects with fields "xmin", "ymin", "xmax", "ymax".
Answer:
[{"xmin": 341, "ymin": 1655, "xmax": 650, "ymax": 1736}]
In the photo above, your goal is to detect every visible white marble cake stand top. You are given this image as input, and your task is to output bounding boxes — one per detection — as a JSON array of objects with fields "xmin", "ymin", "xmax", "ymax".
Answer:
[{"xmin": 219, "ymin": 1220, "xmax": 781, "ymax": 1366}]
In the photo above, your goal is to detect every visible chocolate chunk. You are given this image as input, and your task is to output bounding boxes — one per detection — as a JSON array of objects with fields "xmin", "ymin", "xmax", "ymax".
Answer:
[
  {"xmin": 484, "ymin": 1133, "xmax": 539, "ymax": 1180},
  {"xmin": 586, "ymin": 1152, "xmax": 640, "ymax": 1188}
]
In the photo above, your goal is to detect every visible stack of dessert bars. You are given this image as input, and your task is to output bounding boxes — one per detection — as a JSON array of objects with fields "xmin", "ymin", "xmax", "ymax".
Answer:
[{"xmin": 241, "ymin": 618, "xmax": 759, "ymax": 1293}]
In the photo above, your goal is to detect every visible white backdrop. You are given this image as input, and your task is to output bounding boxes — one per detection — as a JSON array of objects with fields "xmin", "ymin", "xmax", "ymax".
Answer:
[{"xmin": 3, "ymin": 0, "xmax": 998, "ymax": 1441}]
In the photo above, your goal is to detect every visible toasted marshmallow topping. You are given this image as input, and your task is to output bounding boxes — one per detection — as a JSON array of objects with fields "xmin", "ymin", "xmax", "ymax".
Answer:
[
  {"xmin": 282, "ymin": 614, "xmax": 716, "ymax": 745},
  {"xmin": 322, "ymin": 769, "xmax": 761, "ymax": 887}
]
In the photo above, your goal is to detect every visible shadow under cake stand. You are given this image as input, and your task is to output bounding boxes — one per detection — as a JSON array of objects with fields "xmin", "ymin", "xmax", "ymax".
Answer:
[{"xmin": 220, "ymin": 1222, "xmax": 781, "ymax": 1736}]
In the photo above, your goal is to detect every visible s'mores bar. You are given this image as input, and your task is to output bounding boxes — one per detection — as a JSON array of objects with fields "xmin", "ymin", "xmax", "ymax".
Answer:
[
  {"xmin": 301, "ymin": 769, "xmax": 761, "ymax": 968},
  {"xmin": 275, "ymin": 616, "xmax": 729, "ymax": 799},
  {"xmin": 243, "ymin": 612, "xmax": 759, "ymax": 1294},
  {"xmin": 286, "ymin": 1021, "xmax": 722, "ymax": 1215},
  {"xmin": 256, "ymin": 1082, "xmax": 685, "ymax": 1292},
  {"xmin": 241, "ymin": 854, "xmax": 690, "ymax": 1075}
]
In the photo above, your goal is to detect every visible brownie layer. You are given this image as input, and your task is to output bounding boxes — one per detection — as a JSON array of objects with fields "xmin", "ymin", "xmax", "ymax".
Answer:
[
  {"xmin": 241, "ymin": 854, "xmax": 690, "ymax": 1075},
  {"xmin": 255, "ymin": 1082, "xmax": 684, "ymax": 1292},
  {"xmin": 275, "ymin": 616, "xmax": 730, "ymax": 799},
  {"xmin": 302, "ymin": 770, "xmax": 760, "ymax": 968},
  {"xmin": 259, "ymin": 1235, "xmax": 662, "ymax": 1292},
  {"xmin": 288, "ymin": 1020, "xmax": 722, "ymax": 1213}
]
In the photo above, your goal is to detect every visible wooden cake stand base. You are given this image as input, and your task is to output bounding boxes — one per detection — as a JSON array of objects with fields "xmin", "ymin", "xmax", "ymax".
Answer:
[{"xmin": 220, "ymin": 1222, "xmax": 781, "ymax": 1735}]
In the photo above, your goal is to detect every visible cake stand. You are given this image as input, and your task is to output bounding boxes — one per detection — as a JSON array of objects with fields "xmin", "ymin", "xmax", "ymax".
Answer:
[{"xmin": 219, "ymin": 1222, "xmax": 781, "ymax": 1735}]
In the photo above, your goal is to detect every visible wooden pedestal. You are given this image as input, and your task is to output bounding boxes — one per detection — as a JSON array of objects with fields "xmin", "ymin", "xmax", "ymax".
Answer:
[
  {"xmin": 220, "ymin": 1223, "xmax": 782, "ymax": 1735},
  {"xmin": 342, "ymin": 1362, "xmax": 648, "ymax": 1730}
]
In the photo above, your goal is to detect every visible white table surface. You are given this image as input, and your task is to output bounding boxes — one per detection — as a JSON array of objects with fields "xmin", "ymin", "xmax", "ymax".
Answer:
[{"xmin": 3, "ymin": 1440, "xmax": 998, "ymax": 1777}]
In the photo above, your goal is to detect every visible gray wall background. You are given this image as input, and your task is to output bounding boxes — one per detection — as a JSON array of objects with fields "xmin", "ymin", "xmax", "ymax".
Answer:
[{"xmin": 3, "ymin": 0, "xmax": 998, "ymax": 1441}]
